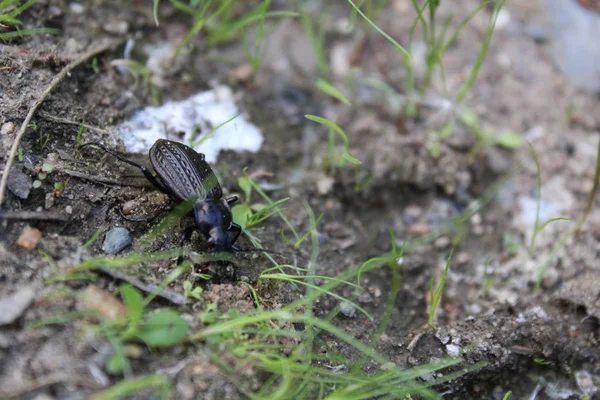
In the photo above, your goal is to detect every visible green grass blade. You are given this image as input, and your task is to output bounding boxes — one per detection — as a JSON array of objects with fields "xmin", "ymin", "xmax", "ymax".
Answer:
[
  {"xmin": 0, "ymin": 27, "xmax": 59, "ymax": 40},
  {"xmin": 456, "ymin": 0, "xmax": 505, "ymax": 103},
  {"xmin": 428, "ymin": 248, "xmax": 453, "ymax": 326},
  {"xmin": 316, "ymin": 78, "xmax": 351, "ymax": 105},
  {"xmin": 90, "ymin": 374, "xmax": 172, "ymax": 400},
  {"xmin": 305, "ymin": 114, "xmax": 361, "ymax": 164},
  {"xmin": 347, "ymin": 0, "xmax": 410, "ymax": 59}
]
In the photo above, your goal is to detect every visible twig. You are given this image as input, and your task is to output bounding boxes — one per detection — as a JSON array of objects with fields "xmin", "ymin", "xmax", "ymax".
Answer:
[
  {"xmin": 97, "ymin": 267, "xmax": 187, "ymax": 307},
  {"xmin": 38, "ymin": 111, "xmax": 112, "ymax": 135},
  {"xmin": 0, "ymin": 39, "xmax": 124, "ymax": 207},
  {"xmin": 57, "ymin": 167, "xmax": 151, "ymax": 188},
  {"xmin": 0, "ymin": 211, "xmax": 69, "ymax": 221}
]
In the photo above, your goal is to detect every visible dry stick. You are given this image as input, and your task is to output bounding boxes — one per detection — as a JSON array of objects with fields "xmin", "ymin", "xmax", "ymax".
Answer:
[
  {"xmin": 38, "ymin": 111, "xmax": 112, "ymax": 135},
  {"xmin": 0, "ymin": 211, "xmax": 69, "ymax": 221},
  {"xmin": 97, "ymin": 267, "xmax": 187, "ymax": 307},
  {"xmin": 0, "ymin": 39, "xmax": 124, "ymax": 207}
]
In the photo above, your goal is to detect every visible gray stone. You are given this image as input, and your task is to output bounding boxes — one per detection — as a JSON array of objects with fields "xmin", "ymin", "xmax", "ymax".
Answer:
[
  {"xmin": 102, "ymin": 227, "xmax": 132, "ymax": 255},
  {"xmin": 0, "ymin": 286, "xmax": 36, "ymax": 325},
  {"xmin": 7, "ymin": 169, "xmax": 31, "ymax": 200}
]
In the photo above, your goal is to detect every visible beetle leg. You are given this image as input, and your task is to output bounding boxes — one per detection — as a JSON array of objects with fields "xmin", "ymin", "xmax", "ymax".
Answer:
[
  {"xmin": 228, "ymin": 222, "xmax": 242, "ymax": 244},
  {"xmin": 80, "ymin": 142, "xmax": 170, "ymax": 194},
  {"xmin": 226, "ymin": 196, "xmax": 238, "ymax": 205}
]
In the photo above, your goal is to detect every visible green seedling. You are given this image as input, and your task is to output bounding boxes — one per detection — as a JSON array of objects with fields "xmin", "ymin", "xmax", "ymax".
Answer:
[
  {"xmin": 102, "ymin": 284, "xmax": 189, "ymax": 374},
  {"xmin": 233, "ymin": 197, "xmax": 289, "ymax": 231},
  {"xmin": 38, "ymin": 130, "xmax": 51, "ymax": 151},
  {"xmin": 16, "ymin": 147, "xmax": 23, "ymax": 161},
  {"xmin": 90, "ymin": 57, "xmax": 100, "ymax": 73},
  {"xmin": 74, "ymin": 117, "xmax": 86, "ymax": 150},
  {"xmin": 533, "ymin": 357, "xmax": 552, "ymax": 365},
  {"xmin": 0, "ymin": 0, "xmax": 59, "ymax": 40},
  {"xmin": 53, "ymin": 178, "xmax": 68, "ymax": 197},
  {"xmin": 428, "ymin": 248, "xmax": 453, "ymax": 327},
  {"xmin": 316, "ymin": 78, "xmax": 351, "ymax": 105},
  {"xmin": 305, "ymin": 114, "xmax": 361, "ymax": 175},
  {"xmin": 359, "ymin": 230, "xmax": 403, "ymax": 366},
  {"xmin": 183, "ymin": 280, "xmax": 203, "ymax": 300},
  {"xmin": 237, "ymin": 167, "xmax": 299, "ymax": 241},
  {"xmin": 459, "ymin": 109, "xmax": 524, "ymax": 156}
]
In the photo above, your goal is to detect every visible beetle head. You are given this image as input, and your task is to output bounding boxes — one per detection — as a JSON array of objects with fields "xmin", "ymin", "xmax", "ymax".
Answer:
[{"xmin": 208, "ymin": 226, "xmax": 232, "ymax": 252}]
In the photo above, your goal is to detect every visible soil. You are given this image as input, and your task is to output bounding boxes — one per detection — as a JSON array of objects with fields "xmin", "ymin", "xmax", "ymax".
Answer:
[{"xmin": 1, "ymin": 0, "xmax": 600, "ymax": 399}]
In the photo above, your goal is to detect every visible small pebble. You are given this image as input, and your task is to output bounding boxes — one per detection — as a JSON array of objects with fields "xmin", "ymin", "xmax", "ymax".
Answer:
[
  {"xmin": 121, "ymin": 200, "xmax": 137, "ymax": 215},
  {"xmin": 6, "ymin": 169, "xmax": 31, "ymax": 200},
  {"xmin": 408, "ymin": 223, "xmax": 432, "ymax": 235},
  {"xmin": 44, "ymin": 192, "xmax": 55, "ymax": 209},
  {"xmin": 32, "ymin": 180, "xmax": 42, "ymax": 188},
  {"xmin": 0, "ymin": 286, "xmax": 36, "ymax": 325},
  {"xmin": 16, "ymin": 227, "xmax": 42, "ymax": 250},
  {"xmin": 340, "ymin": 302, "xmax": 356, "ymax": 318},
  {"xmin": 434, "ymin": 236, "xmax": 450, "ymax": 249},
  {"xmin": 446, "ymin": 344, "xmax": 461, "ymax": 357},
  {"xmin": 65, "ymin": 205, "xmax": 73, "ymax": 214},
  {"xmin": 103, "ymin": 20, "xmax": 129, "ymax": 35},
  {"xmin": 1, "ymin": 122, "xmax": 15, "ymax": 135},
  {"xmin": 102, "ymin": 227, "xmax": 132, "ymax": 255},
  {"xmin": 227, "ymin": 64, "xmax": 253, "ymax": 83},
  {"xmin": 69, "ymin": 2, "xmax": 85, "ymax": 13}
]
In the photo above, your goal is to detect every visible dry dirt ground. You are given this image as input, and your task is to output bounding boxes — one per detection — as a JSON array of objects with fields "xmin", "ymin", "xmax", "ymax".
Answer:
[{"xmin": 1, "ymin": 0, "xmax": 600, "ymax": 399}]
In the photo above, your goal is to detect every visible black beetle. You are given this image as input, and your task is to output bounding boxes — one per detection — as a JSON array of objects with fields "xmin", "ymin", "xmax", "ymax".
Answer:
[{"xmin": 80, "ymin": 139, "xmax": 242, "ymax": 252}]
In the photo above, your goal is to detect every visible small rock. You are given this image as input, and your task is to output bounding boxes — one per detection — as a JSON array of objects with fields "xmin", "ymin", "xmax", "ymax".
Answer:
[
  {"xmin": 455, "ymin": 251, "xmax": 470, "ymax": 265},
  {"xmin": 1, "ymin": 121, "xmax": 15, "ymax": 135},
  {"xmin": 44, "ymin": 192, "xmax": 55, "ymax": 209},
  {"xmin": 7, "ymin": 168, "xmax": 31, "ymax": 200},
  {"xmin": 408, "ymin": 223, "xmax": 431, "ymax": 235},
  {"xmin": 575, "ymin": 371, "xmax": 599, "ymax": 395},
  {"xmin": 227, "ymin": 64, "xmax": 253, "ymax": 83},
  {"xmin": 330, "ymin": 43, "xmax": 352, "ymax": 78},
  {"xmin": 65, "ymin": 205, "xmax": 73, "ymax": 214},
  {"xmin": 103, "ymin": 20, "xmax": 129, "ymax": 35},
  {"xmin": 434, "ymin": 236, "xmax": 450, "ymax": 249},
  {"xmin": 79, "ymin": 285, "xmax": 127, "ymax": 321},
  {"xmin": 69, "ymin": 2, "xmax": 85, "ymax": 13},
  {"xmin": 404, "ymin": 205, "xmax": 422, "ymax": 220},
  {"xmin": 446, "ymin": 344, "xmax": 461, "ymax": 357},
  {"xmin": 102, "ymin": 227, "xmax": 131, "ymax": 255},
  {"xmin": 525, "ymin": 24, "xmax": 548, "ymax": 43},
  {"xmin": 121, "ymin": 200, "xmax": 137, "ymax": 215},
  {"xmin": 47, "ymin": 5, "xmax": 63, "ymax": 19},
  {"xmin": 0, "ymin": 286, "xmax": 36, "ymax": 325},
  {"xmin": 16, "ymin": 227, "xmax": 42, "ymax": 250},
  {"xmin": 316, "ymin": 175, "xmax": 335, "ymax": 195},
  {"xmin": 340, "ymin": 302, "xmax": 356, "ymax": 318},
  {"xmin": 472, "ymin": 224, "xmax": 485, "ymax": 236},
  {"xmin": 436, "ymin": 332, "xmax": 450, "ymax": 344},
  {"xmin": 370, "ymin": 286, "xmax": 382, "ymax": 298}
]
